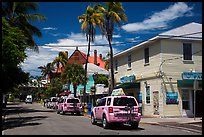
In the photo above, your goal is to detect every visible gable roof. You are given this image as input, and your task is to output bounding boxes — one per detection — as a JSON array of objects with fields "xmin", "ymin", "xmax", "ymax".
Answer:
[
  {"xmin": 112, "ymin": 22, "xmax": 202, "ymax": 59},
  {"xmin": 159, "ymin": 22, "xmax": 202, "ymax": 39}
]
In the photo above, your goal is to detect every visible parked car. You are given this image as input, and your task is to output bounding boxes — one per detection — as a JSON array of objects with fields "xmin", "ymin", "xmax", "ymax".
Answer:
[
  {"xmin": 91, "ymin": 95, "xmax": 141, "ymax": 129},
  {"xmin": 56, "ymin": 97, "xmax": 82, "ymax": 115},
  {"xmin": 25, "ymin": 95, "xmax": 32, "ymax": 104},
  {"xmin": 47, "ymin": 97, "xmax": 58, "ymax": 109}
]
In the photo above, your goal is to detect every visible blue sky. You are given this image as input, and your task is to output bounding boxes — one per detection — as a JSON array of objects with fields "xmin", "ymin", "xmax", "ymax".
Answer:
[{"xmin": 21, "ymin": 2, "xmax": 202, "ymax": 77}]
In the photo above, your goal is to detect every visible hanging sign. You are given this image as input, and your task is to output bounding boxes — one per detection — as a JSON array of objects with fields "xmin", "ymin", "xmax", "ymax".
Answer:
[{"xmin": 182, "ymin": 72, "xmax": 202, "ymax": 80}]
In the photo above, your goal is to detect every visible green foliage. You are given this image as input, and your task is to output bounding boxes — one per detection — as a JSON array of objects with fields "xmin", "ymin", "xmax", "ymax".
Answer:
[
  {"xmin": 61, "ymin": 64, "xmax": 85, "ymax": 97},
  {"xmin": 94, "ymin": 74, "xmax": 109, "ymax": 87},
  {"xmin": 45, "ymin": 78, "xmax": 63, "ymax": 97}
]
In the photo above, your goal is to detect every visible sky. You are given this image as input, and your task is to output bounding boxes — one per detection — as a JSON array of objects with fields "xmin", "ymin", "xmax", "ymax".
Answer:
[{"xmin": 20, "ymin": 2, "xmax": 202, "ymax": 77}]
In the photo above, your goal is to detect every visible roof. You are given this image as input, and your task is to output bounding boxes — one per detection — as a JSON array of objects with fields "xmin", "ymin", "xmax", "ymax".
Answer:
[
  {"xmin": 112, "ymin": 22, "xmax": 202, "ymax": 59},
  {"xmin": 83, "ymin": 63, "xmax": 109, "ymax": 75},
  {"xmin": 159, "ymin": 22, "xmax": 202, "ymax": 39},
  {"xmin": 76, "ymin": 50, "xmax": 106, "ymax": 69}
]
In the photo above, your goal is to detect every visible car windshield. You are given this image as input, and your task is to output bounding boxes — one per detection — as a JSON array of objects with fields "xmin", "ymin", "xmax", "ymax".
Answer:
[
  {"xmin": 113, "ymin": 97, "xmax": 137, "ymax": 106},
  {"xmin": 52, "ymin": 98, "xmax": 57, "ymax": 102},
  {"xmin": 67, "ymin": 99, "xmax": 79, "ymax": 103}
]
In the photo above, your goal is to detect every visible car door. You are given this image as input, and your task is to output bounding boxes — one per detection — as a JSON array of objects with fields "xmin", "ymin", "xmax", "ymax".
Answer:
[{"xmin": 97, "ymin": 98, "xmax": 106, "ymax": 120}]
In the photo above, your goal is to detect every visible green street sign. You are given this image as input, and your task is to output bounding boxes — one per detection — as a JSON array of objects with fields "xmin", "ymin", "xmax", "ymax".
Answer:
[{"xmin": 182, "ymin": 72, "xmax": 202, "ymax": 80}]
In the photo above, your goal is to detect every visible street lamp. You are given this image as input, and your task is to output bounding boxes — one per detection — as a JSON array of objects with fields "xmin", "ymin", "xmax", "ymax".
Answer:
[{"xmin": 92, "ymin": 73, "xmax": 98, "ymax": 107}]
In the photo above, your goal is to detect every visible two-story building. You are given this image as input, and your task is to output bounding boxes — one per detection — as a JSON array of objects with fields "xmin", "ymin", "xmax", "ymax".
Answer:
[{"xmin": 111, "ymin": 22, "xmax": 202, "ymax": 117}]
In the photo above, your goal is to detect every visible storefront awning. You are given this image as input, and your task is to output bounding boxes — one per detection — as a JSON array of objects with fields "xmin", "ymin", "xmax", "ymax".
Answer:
[
  {"xmin": 114, "ymin": 82, "xmax": 140, "ymax": 89},
  {"xmin": 177, "ymin": 80, "xmax": 202, "ymax": 89}
]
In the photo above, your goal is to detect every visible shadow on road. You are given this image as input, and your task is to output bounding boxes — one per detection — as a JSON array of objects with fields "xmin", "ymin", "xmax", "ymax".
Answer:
[
  {"xmin": 2, "ymin": 115, "xmax": 48, "ymax": 130},
  {"xmin": 93, "ymin": 123, "xmax": 145, "ymax": 131}
]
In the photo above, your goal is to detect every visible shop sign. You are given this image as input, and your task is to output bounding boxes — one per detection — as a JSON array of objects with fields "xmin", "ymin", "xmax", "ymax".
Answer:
[
  {"xmin": 120, "ymin": 75, "xmax": 135, "ymax": 83},
  {"xmin": 182, "ymin": 72, "xmax": 202, "ymax": 80},
  {"xmin": 166, "ymin": 92, "xmax": 178, "ymax": 104}
]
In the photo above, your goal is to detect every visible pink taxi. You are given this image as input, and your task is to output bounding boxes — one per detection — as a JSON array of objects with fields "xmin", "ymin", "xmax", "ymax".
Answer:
[
  {"xmin": 56, "ymin": 97, "xmax": 82, "ymax": 115},
  {"xmin": 91, "ymin": 96, "xmax": 141, "ymax": 129}
]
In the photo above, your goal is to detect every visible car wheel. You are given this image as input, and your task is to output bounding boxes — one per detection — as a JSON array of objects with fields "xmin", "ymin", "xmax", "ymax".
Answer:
[
  {"xmin": 91, "ymin": 113, "xmax": 97, "ymax": 125},
  {"xmin": 77, "ymin": 111, "xmax": 81, "ymax": 116},
  {"xmin": 102, "ymin": 115, "xmax": 109, "ymax": 129},
  {"xmin": 57, "ymin": 109, "xmax": 60, "ymax": 114},
  {"xmin": 131, "ymin": 122, "xmax": 139, "ymax": 129}
]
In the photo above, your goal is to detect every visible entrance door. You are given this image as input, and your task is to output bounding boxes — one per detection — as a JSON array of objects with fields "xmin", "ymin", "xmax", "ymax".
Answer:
[
  {"xmin": 153, "ymin": 91, "xmax": 159, "ymax": 115},
  {"xmin": 195, "ymin": 90, "xmax": 202, "ymax": 117}
]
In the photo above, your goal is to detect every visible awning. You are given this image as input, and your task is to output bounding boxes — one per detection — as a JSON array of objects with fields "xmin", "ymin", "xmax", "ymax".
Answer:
[
  {"xmin": 114, "ymin": 82, "xmax": 140, "ymax": 89},
  {"xmin": 177, "ymin": 80, "xmax": 202, "ymax": 89}
]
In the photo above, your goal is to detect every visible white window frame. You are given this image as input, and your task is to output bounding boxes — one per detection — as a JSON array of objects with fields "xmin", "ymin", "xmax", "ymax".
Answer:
[
  {"xmin": 144, "ymin": 47, "xmax": 150, "ymax": 65},
  {"xmin": 127, "ymin": 54, "xmax": 132, "ymax": 70},
  {"xmin": 182, "ymin": 43, "xmax": 193, "ymax": 62}
]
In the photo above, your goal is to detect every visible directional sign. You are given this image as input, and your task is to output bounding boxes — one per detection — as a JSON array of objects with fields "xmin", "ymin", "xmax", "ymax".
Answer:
[{"xmin": 182, "ymin": 72, "xmax": 202, "ymax": 80}]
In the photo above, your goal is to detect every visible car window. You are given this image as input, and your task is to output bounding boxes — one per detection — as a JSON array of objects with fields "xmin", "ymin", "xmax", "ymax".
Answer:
[
  {"xmin": 52, "ymin": 98, "xmax": 57, "ymax": 102},
  {"xmin": 98, "ymin": 98, "xmax": 106, "ymax": 106},
  {"xmin": 107, "ymin": 98, "xmax": 111, "ymax": 106},
  {"xmin": 113, "ymin": 97, "xmax": 137, "ymax": 106},
  {"xmin": 67, "ymin": 99, "xmax": 79, "ymax": 103}
]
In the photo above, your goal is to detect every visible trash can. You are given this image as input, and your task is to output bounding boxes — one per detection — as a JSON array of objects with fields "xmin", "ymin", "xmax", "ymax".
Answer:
[{"xmin": 87, "ymin": 102, "xmax": 92, "ymax": 114}]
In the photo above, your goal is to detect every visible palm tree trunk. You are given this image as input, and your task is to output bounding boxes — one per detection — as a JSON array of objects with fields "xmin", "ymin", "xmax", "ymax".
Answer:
[
  {"xmin": 83, "ymin": 23, "xmax": 91, "ymax": 103},
  {"xmin": 108, "ymin": 35, "xmax": 115, "ymax": 95},
  {"xmin": 73, "ymin": 84, "xmax": 77, "ymax": 98}
]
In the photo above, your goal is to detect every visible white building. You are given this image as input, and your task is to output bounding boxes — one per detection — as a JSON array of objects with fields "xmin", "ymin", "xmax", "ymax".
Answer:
[{"xmin": 110, "ymin": 22, "xmax": 202, "ymax": 117}]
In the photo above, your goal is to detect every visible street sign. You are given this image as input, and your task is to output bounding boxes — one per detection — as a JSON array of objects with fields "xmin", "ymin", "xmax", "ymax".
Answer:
[{"xmin": 182, "ymin": 72, "xmax": 202, "ymax": 80}]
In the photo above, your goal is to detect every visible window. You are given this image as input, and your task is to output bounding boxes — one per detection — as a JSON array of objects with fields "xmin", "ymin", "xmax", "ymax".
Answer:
[
  {"xmin": 98, "ymin": 98, "xmax": 106, "ymax": 106},
  {"xmin": 67, "ymin": 99, "xmax": 79, "ymax": 103},
  {"xmin": 183, "ymin": 43, "xmax": 192, "ymax": 61},
  {"xmin": 144, "ymin": 47, "xmax": 149, "ymax": 64},
  {"xmin": 107, "ymin": 98, "xmax": 111, "ymax": 106},
  {"xmin": 113, "ymin": 98, "xmax": 137, "ymax": 106},
  {"xmin": 115, "ymin": 59, "xmax": 118, "ymax": 71},
  {"xmin": 145, "ymin": 85, "xmax": 150, "ymax": 104},
  {"xmin": 128, "ymin": 54, "xmax": 131, "ymax": 68}
]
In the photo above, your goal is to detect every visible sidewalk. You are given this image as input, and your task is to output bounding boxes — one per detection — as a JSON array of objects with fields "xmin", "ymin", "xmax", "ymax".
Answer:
[
  {"xmin": 140, "ymin": 116, "xmax": 202, "ymax": 125},
  {"xmin": 83, "ymin": 113, "xmax": 202, "ymax": 125}
]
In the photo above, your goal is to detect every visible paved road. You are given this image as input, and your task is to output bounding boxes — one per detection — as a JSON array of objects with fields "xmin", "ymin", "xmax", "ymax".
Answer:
[{"xmin": 2, "ymin": 102, "xmax": 202, "ymax": 135}]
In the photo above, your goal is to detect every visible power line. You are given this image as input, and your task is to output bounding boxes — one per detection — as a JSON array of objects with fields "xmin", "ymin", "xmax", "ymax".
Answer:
[{"xmin": 41, "ymin": 31, "xmax": 202, "ymax": 48}]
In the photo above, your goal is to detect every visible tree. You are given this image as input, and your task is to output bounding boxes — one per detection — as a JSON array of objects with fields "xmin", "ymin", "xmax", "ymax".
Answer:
[
  {"xmin": 51, "ymin": 51, "xmax": 68, "ymax": 73},
  {"xmin": 2, "ymin": 2, "xmax": 47, "ymax": 52},
  {"xmin": 2, "ymin": 17, "xmax": 30, "ymax": 94},
  {"xmin": 102, "ymin": 2, "xmax": 128, "ymax": 94},
  {"xmin": 61, "ymin": 64, "xmax": 85, "ymax": 98},
  {"xmin": 78, "ymin": 4, "xmax": 105, "ymax": 102},
  {"xmin": 39, "ymin": 63, "xmax": 54, "ymax": 78},
  {"xmin": 45, "ymin": 78, "xmax": 63, "ymax": 98},
  {"xmin": 94, "ymin": 74, "xmax": 109, "ymax": 87}
]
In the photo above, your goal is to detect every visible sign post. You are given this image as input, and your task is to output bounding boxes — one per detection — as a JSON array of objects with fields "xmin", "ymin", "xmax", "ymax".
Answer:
[
  {"xmin": 193, "ymin": 80, "xmax": 198, "ymax": 120},
  {"xmin": 182, "ymin": 72, "xmax": 201, "ymax": 120}
]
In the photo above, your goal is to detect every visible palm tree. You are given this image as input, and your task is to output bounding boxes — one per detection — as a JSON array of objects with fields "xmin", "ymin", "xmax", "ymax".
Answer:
[
  {"xmin": 78, "ymin": 4, "xmax": 104, "ymax": 102},
  {"xmin": 102, "ymin": 2, "xmax": 128, "ymax": 94},
  {"xmin": 51, "ymin": 51, "xmax": 68, "ymax": 73},
  {"xmin": 61, "ymin": 64, "xmax": 85, "ymax": 98},
  {"xmin": 2, "ymin": 2, "xmax": 47, "ymax": 52},
  {"xmin": 38, "ymin": 62, "xmax": 54, "ymax": 82}
]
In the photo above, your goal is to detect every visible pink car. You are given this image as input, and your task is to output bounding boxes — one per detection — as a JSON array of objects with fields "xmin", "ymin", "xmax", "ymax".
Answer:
[
  {"xmin": 56, "ymin": 97, "xmax": 82, "ymax": 115},
  {"xmin": 91, "ymin": 96, "xmax": 141, "ymax": 129}
]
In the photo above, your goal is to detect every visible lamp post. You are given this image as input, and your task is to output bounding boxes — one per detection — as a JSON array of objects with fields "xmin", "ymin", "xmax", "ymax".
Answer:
[{"xmin": 92, "ymin": 73, "xmax": 98, "ymax": 107}]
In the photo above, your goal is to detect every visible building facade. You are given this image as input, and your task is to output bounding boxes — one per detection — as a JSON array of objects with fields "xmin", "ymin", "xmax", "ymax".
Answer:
[{"xmin": 111, "ymin": 22, "xmax": 202, "ymax": 117}]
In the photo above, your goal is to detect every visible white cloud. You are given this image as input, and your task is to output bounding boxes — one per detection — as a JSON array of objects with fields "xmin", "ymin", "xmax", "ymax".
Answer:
[
  {"xmin": 122, "ymin": 2, "xmax": 193, "ymax": 32},
  {"xmin": 21, "ymin": 33, "xmax": 121, "ymax": 76},
  {"xmin": 43, "ymin": 27, "xmax": 58, "ymax": 30}
]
